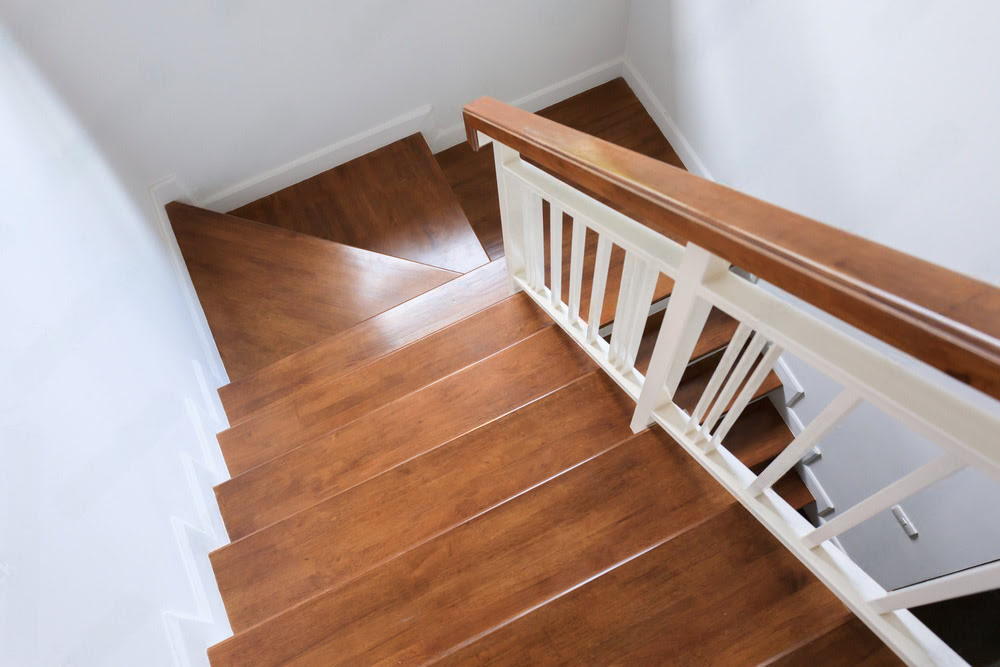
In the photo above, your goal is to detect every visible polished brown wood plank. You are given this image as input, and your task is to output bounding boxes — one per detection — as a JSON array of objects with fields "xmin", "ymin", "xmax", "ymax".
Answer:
[
  {"xmin": 438, "ymin": 505, "xmax": 848, "ymax": 665},
  {"xmin": 721, "ymin": 398, "xmax": 795, "ymax": 469},
  {"xmin": 436, "ymin": 78, "xmax": 683, "ymax": 260},
  {"xmin": 218, "ymin": 257, "xmax": 511, "ymax": 424},
  {"xmin": 765, "ymin": 616, "xmax": 902, "ymax": 666},
  {"xmin": 167, "ymin": 202, "xmax": 456, "ymax": 380},
  {"xmin": 464, "ymin": 96, "xmax": 1000, "ymax": 401},
  {"xmin": 207, "ymin": 428, "xmax": 736, "ymax": 665},
  {"xmin": 673, "ymin": 347, "xmax": 783, "ymax": 414},
  {"xmin": 217, "ymin": 294, "xmax": 550, "ymax": 475},
  {"xmin": 214, "ymin": 326, "xmax": 596, "ymax": 539},
  {"xmin": 211, "ymin": 372, "xmax": 636, "ymax": 631},
  {"xmin": 230, "ymin": 134, "xmax": 489, "ymax": 273},
  {"xmin": 634, "ymin": 306, "xmax": 739, "ymax": 375}
]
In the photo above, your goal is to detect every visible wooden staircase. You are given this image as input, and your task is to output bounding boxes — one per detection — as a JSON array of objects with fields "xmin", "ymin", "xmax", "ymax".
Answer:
[{"xmin": 168, "ymin": 79, "xmax": 901, "ymax": 664}]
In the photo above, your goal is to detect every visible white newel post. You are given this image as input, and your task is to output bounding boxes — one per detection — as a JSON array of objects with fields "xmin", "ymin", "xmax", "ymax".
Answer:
[
  {"xmin": 630, "ymin": 244, "xmax": 730, "ymax": 432},
  {"xmin": 491, "ymin": 140, "xmax": 525, "ymax": 295}
]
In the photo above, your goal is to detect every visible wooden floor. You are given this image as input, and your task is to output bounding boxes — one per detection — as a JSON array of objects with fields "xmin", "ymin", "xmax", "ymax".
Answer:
[
  {"xmin": 436, "ymin": 77, "xmax": 683, "ymax": 260},
  {"xmin": 230, "ymin": 133, "xmax": 490, "ymax": 273},
  {"xmin": 167, "ymin": 202, "xmax": 456, "ymax": 379}
]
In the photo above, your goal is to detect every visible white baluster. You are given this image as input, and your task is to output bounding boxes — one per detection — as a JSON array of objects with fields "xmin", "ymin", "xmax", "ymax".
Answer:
[
  {"xmin": 549, "ymin": 202, "xmax": 564, "ymax": 307},
  {"xmin": 686, "ymin": 323, "xmax": 753, "ymax": 432},
  {"xmin": 698, "ymin": 331, "xmax": 768, "ymax": 436},
  {"xmin": 631, "ymin": 244, "xmax": 729, "ymax": 432},
  {"xmin": 586, "ymin": 235, "xmax": 613, "ymax": 343},
  {"xmin": 801, "ymin": 456, "xmax": 963, "ymax": 548},
  {"xmin": 620, "ymin": 258, "xmax": 660, "ymax": 371},
  {"xmin": 608, "ymin": 252, "xmax": 636, "ymax": 366},
  {"xmin": 749, "ymin": 390, "xmax": 862, "ymax": 496},
  {"xmin": 567, "ymin": 218, "xmax": 587, "ymax": 326},
  {"xmin": 705, "ymin": 342, "xmax": 785, "ymax": 450}
]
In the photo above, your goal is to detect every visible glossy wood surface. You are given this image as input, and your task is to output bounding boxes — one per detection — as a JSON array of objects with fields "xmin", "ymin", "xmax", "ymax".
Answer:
[
  {"xmin": 230, "ymin": 134, "xmax": 489, "ymax": 273},
  {"xmin": 218, "ymin": 257, "xmax": 511, "ymax": 424},
  {"xmin": 208, "ymin": 428, "xmax": 735, "ymax": 665},
  {"xmin": 437, "ymin": 78, "xmax": 682, "ymax": 260},
  {"xmin": 765, "ymin": 617, "xmax": 902, "ymax": 666},
  {"xmin": 464, "ymin": 97, "xmax": 1000, "ymax": 400},
  {"xmin": 216, "ymin": 294, "xmax": 550, "ymax": 475},
  {"xmin": 438, "ymin": 505, "xmax": 850, "ymax": 665},
  {"xmin": 167, "ymin": 202, "xmax": 456, "ymax": 379},
  {"xmin": 214, "ymin": 326, "xmax": 596, "ymax": 539},
  {"xmin": 634, "ymin": 306, "xmax": 738, "ymax": 375},
  {"xmin": 211, "ymin": 372, "xmax": 635, "ymax": 631}
]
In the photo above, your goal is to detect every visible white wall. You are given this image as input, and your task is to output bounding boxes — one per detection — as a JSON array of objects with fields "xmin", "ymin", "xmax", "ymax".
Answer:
[
  {"xmin": 0, "ymin": 27, "xmax": 231, "ymax": 666},
  {"xmin": 625, "ymin": 0, "xmax": 1000, "ymax": 589},
  {"xmin": 0, "ymin": 0, "xmax": 631, "ymax": 209}
]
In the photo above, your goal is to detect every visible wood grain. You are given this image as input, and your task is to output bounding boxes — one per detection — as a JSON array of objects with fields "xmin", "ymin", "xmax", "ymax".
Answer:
[
  {"xmin": 464, "ymin": 97, "xmax": 1000, "ymax": 400},
  {"xmin": 167, "ymin": 202, "xmax": 456, "ymax": 379},
  {"xmin": 764, "ymin": 616, "xmax": 902, "ymax": 666},
  {"xmin": 214, "ymin": 326, "xmax": 596, "ymax": 539},
  {"xmin": 230, "ymin": 134, "xmax": 489, "ymax": 273},
  {"xmin": 437, "ymin": 505, "xmax": 850, "ymax": 665},
  {"xmin": 207, "ymin": 428, "xmax": 736, "ymax": 665},
  {"xmin": 218, "ymin": 257, "xmax": 511, "ymax": 424},
  {"xmin": 216, "ymin": 294, "xmax": 550, "ymax": 475},
  {"xmin": 436, "ymin": 78, "xmax": 682, "ymax": 260},
  {"xmin": 211, "ymin": 372, "xmax": 636, "ymax": 631}
]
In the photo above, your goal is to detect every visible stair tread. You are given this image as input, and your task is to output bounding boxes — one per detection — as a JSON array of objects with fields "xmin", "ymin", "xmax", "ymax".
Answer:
[
  {"xmin": 214, "ymin": 325, "xmax": 596, "ymax": 539},
  {"xmin": 167, "ymin": 201, "xmax": 457, "ymax": 380},
  {"xmin": 634, "ymin": 306, "xmax": 739, "ymax": 375},
  {"xmin": 674, "ymin": 345, "xmax": 784, "ymax": 415},
  {"xmin": 437, "ymin": 504, "xmax": 850, "ymax": 666},
  {"xmin": 207, "ymin": 428, "xmax": 736, "ymax": 665},
  {"xmin": 218, "ymin": 257, "xmax": 511, "ymax": 424},
  {"xmin": 764, "ymin": 616, "xmax": 901, "ymax": 666},
  {"xmin": 211, "ymin": 372, "xmax": 636, "ymax": 631},
  {"xmin": 216, "ymin": 293, "xmax": 550, "ymax": 475},
  {"xmin": 229, "ymin": 133, "xmax": 489, "ymax": 273},
  {"xmin": 723, "ymin": 399, "xmax": 795, "ymax": 470}
]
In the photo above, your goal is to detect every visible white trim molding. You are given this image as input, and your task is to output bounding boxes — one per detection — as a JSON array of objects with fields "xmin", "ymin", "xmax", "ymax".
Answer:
[
  {"xmin": 621, "ymin": 56, "xmax": 713, "ymax": 180},
  {"xmin": 148, "ymin": 176, "xmax": 229, "ymax": 387},
  {"xmin": 200, "ymin": 105, "xmax": 432, "ymax": 212},
  {"xmin": 427, "ymin": 57, "xmax": 626, "ymax": 152}
]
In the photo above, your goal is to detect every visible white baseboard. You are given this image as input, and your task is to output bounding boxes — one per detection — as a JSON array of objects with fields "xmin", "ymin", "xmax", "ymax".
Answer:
[
  {"xmin": 621, "ymin": 56, "xmax": 713, "ymax": 180},
  {"xmin": 426, "ymin": 57, "xmax": 626, "ymax": 152},
  {"xmin": 149, "ymin": 177, "xmax": 229, "ymax": 387},
  {"xmin": 163, "ymin": 398, "xmax": 233, "ymax": 667},
  {"xmin": 200, "ymin": 105, "xmax": 432, "ymax": 212}
]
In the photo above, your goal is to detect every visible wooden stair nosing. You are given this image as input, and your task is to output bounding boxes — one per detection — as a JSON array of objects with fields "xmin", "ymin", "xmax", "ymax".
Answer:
[
  {"xmin": 214, "ymin": 325, "xmax": 598, "ymax": 540},
  {"xmin": 215, "ymin": 293, "xmax": 552, "ymax": 476},
  {"xmin": 210, "ymin": 371, "xmax": 638, "ymax": 632},
  {"xmin": 436, "ymin": 505, "xmax": 850, "ymax": 666},
  {"xmin": 761, "ymin": 615, "xmax": 902, "ymax": 666},
  {"xmin": 207, "ymin": 428, "xmax": 736, "ymax": 665},
  {"xmin": 218, "ymin": 257, "xmax": 512, "ymax": 425}
]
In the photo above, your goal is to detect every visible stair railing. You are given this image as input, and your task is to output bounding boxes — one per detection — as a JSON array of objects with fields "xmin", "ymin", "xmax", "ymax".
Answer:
[{"xmin": 465, "ymin": 97, "xmax": 1000, "ymax": 666}]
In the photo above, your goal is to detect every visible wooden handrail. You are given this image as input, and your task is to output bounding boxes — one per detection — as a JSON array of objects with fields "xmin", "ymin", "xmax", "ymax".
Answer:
[{"xmin": 464, "ymin": 96, "xmax": 1000, "ymax": 401}]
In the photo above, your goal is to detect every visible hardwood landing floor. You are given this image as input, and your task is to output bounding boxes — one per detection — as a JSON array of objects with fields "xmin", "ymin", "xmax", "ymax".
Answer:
[
  {"xmin": 229, "ymin": 133, "xmax": 490, "ymax": 274},
  {"xmin": 436, "ymin": 77, "xmax": 685, "ymax": 260},
  {"xmin": 167, "ymin": 202, "xmax": 457, "ymax": 380}
]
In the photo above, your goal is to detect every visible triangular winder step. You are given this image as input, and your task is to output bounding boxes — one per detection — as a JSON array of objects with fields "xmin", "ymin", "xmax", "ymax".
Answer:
[
  {"xmin": 168, "ymin": 201, "xmax": 457, "ymax": 380},
  {"xmin": 229, "ymin": 133, "xmax": 490, "ymax": 273}
]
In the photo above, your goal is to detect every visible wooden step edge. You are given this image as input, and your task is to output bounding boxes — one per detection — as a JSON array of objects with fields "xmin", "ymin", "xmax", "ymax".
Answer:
[
  {"xmin": 214, "ymin": 292, "xmax": 551, "ymax": 474},
  {"xmin": 213, "ymin": 320, "xmax": 563, "ymax": 493},
  {"xmin": 212, "ymin": 330, "xmax": 598, "ymax": 541},
  {"xmin": 218, "ymin": 257, "xmax": 510, "ymax": 425},
  {"xmin": 209, "ymin": 436, "xmax": 736, "ymax": 660},
  {"xmin": 431, "ymin": 501, "xmax": 740, "ymax": 664}
]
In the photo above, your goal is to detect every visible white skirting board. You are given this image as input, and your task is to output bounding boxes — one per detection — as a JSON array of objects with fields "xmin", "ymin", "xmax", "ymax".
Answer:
[
  {"xmin": 621, "ymin": 56, "xmax": 713, "ymax": 180},
  {"xmin": 148, "ymin": 177, "xmax": 229, "ymax": 387},
  {"xmin": 163, "ymin": 391, "xmax": 232, "ymax": 667},
  {"xmin": 427, "ymin": 56, "xmax": 627, "ymax": 152}
]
